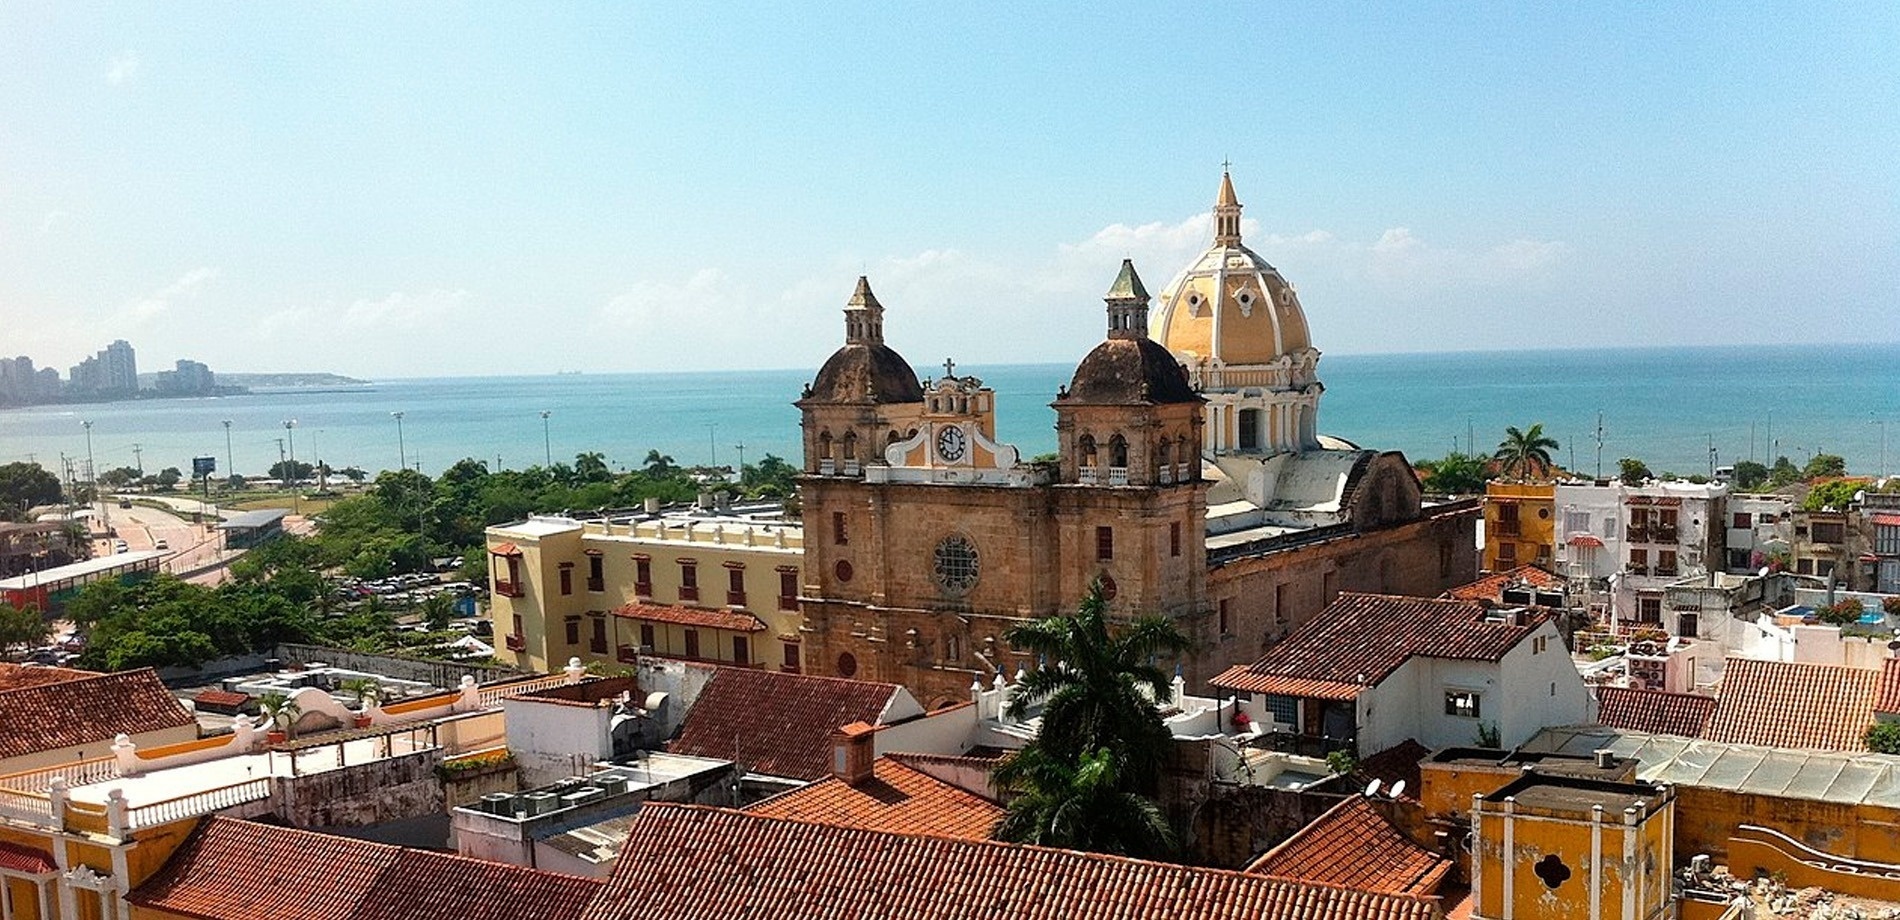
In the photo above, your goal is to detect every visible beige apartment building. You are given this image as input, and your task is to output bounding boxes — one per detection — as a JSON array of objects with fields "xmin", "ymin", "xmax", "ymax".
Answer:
[{"xmin": 487, "ymin": 506, "xmax": 805, "ymax": 675}]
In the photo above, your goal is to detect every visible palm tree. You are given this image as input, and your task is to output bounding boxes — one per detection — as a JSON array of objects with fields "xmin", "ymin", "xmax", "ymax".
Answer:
[
  {"xmin": 991, "ymin": 746, "xmax": 1177, "ymax": 859},
  {"xmin": 1001, "ymin": 580, "xmax": 1189, "ymax": 793},
  {"xmin": 573, "ymin": 451, "xmax": 611, "ymax": 483},
  {"xmin": 642, "ymin": 450, "xmax": 678, "ymax": 478},
  {"xmin": 256, "ymin": 691, "xmax": 301, "ymax": 740},
  {"xmin": 1494, "ymin": 424, "xmax": 1560, "ymax": 480}
]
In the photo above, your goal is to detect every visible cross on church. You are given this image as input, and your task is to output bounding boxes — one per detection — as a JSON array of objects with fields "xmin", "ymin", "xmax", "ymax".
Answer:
[
  {"xmin": 943, "ymin": 357, "xmax": 956, "ymax": 378},
  {"xmin": 1221, "ymin": 158, "xmax": 1232, "ymax": 172}
]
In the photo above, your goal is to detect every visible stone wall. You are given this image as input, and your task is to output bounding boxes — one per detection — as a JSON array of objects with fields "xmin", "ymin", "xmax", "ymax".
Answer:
[
  {"xmin": 1185, "ymin": 782, "xmax": 1351, "ymax": 869},
  {"xmin": 275, "ymin": 643, "xmax": 524, "ymax": 687},
  {"xmin": 271, "ymin": 748, "xmax": 444, "ymax": 828}
]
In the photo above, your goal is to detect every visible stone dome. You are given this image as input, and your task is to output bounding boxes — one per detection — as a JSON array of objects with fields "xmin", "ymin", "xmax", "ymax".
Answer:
[
  {"xmin": 1064, "ymin": 337, "xmax": 1201, "ymax": 406},
  {"xmin": 1148, "ymin": 172, "xmax": 1314, "ymax": 368},
  {"xmin": 804, "ymin": 276, "xmax": 924, "ymax": 405}
]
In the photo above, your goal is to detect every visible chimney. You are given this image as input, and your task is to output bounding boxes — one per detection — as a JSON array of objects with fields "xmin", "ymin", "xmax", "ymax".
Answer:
[
  {"xmin": 830, "ymin": 721, "xmax": 876, "ymax": 785},
  {"xmin": 1594, "ymin": 749, "xmax": 1615, "ymax": 769}
]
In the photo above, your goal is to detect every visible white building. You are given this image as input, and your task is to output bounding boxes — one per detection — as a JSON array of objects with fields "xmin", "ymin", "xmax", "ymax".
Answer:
[
  {"xmin": 1553, "ymin": 479, "xmax": 1729, "ymax": 624},
  {"xmin": 1725, "ymin": 493, "xmax": 1794, "ymax": 574},
  {"xmin": 1210, "ymin": 593, "xmax": 1588, "ymax": 755}
]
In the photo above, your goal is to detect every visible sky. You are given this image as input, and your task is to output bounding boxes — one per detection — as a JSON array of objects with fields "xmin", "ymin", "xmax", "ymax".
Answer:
[{"xmin": 2, "ymin": 3, "xmax": 1896, "ymax": 379}]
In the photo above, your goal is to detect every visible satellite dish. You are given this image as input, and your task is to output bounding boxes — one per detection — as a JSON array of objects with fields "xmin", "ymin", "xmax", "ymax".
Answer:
[
  {"xmin": 1759, "ymin": 567, "xmax": 1770, "ymax": 578},
  {"xmin": 1364, "ymin": 779, "xmax": 1382, "ymax": 798},
  {"xmin": 1388, "ymin": 780, "xmax": 1407, "ymax": 799}
]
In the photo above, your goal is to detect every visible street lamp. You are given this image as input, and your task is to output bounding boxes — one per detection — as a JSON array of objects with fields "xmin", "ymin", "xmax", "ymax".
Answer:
[
  {"xmin": 282, "ymin": 419, "xmax": 299, "ymax": 516},
  {"xmin": 80, "ymin": 420, "xmax": 101, "ymax": 533},
  {"xmin": 221, "ymin": 420, "xmax": 234, "ymax": 486},
  {"xmin": 540, "ymin": 411, "xmax": 552, "ymax": 468},
  {"xmin": 391, "ymin": 411, "xmax": 406, "ymax": 473}
]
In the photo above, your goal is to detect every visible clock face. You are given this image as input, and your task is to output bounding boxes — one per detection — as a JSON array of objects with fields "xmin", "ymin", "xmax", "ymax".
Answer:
[{"xmin": 936, "ymin": 425, "xmax": 967, "ymax": 462}]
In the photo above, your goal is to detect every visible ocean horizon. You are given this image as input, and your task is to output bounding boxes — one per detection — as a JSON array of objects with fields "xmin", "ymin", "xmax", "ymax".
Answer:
[{"xmin": 3, "ymin": 342, "xmax": 1895, "ymax": 485}]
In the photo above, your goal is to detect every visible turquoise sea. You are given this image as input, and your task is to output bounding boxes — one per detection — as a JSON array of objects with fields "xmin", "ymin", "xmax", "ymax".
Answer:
[{"xmin": 2, "ymin": 344, "xmax": 1896, "ymax": 482}]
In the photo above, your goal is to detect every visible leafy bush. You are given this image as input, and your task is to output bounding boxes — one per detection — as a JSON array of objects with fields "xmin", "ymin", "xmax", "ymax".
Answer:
[
  {"xmin": 1867, "ymin": 722, "xmax": 1900, "ymax": 755},
  {"xmin": 1816, "ymin": 598, "xmax": 1866, "ymax": 626},
  {"xmin": 1885, "ymin": 596, "xmax": 1900, "ymax": 617}
]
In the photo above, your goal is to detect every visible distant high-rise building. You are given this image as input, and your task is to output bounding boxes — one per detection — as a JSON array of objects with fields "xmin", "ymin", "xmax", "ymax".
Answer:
[
  {"xmin": 102, "ymin": 339, "xmax": 137, "ymax": 394},
  {"xmin": 155, "ymin": 359, "xmax": 216, "ymax": 395}
]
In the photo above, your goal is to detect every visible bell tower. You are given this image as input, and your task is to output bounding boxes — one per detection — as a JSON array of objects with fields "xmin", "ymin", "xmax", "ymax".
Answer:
[{"xmin": 1052, "ymin": 260, "xmax": 1208, "ymax": 620}]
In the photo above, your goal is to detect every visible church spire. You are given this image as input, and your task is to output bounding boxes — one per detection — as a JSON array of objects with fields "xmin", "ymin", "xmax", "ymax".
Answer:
[
  {"xmin": 1214, "ymin": 169, "xmax": 1243, "ymax": 247},
  {"xmin": 1104, "ymin": 259, "xmax": 1150, "ymax": 340},
  {"xmin": 844, "ymin": 275, "xmax": 885, "ymax": 345}
]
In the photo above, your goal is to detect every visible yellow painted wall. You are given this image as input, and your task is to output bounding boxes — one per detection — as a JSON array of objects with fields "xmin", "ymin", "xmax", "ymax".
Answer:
[
  {"xmin": 1483, "ymin": 482, "xmax": 1556, "ymax": 572},
  {"xmin": 1475, "ymin": 796, "xmax": 1672, "ymax": 920}
]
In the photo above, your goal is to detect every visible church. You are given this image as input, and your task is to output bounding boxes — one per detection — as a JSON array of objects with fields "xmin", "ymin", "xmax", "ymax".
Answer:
[{"xmin": 796, "ymin": 173, "xmax": 1479, "ymax": 703}]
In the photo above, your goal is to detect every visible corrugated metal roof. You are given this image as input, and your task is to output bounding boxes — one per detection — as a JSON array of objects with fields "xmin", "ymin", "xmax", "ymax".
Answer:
[{"xmin": 1525, "ymin": 726, "xmax": 1900, "ymax": 808}]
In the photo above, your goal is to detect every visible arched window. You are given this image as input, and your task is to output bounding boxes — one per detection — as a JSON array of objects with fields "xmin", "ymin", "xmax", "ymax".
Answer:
[
  {"xmin": 841, "ymin": 430, "xmax": 858, "ymax": 461},
  {"xmin": 1078, "ymin": 433, "xmax": 1097, "ymax": 466},
  {"xmin": 817, "ymin": 430, "xmax": 834, "ymax": 464},
  {"xmin": 1108, "ymin": 434, "xmax": 1129, "ymax": 468},
  {"xmin": 1157, "ymin": 439, "xmax": 1171, "ymax": 467}
]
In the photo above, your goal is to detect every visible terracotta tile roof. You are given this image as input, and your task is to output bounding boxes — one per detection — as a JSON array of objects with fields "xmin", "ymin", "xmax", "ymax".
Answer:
[
  {"xmin": 747, "ymin": 756, "xmax": 1001, "ymax": 840},
  {"xmin": 193, "ymin": 688, "xmax": 252, "ymax": 710},
  {"xmin": 0, "ymin": 840, "xmax": 55, "ymax": 875},
  {"xmin": 583, "ymin": 804, "xmax": 1443, "ymax": 920},
  {"xmin": 0, "ymin": 663, "xmax": 98, "ymax": 691},
  {"xmin": 1595, "ymin": 686, "xmax": 1716, "ymax": 737},
  {"xmin": 128, "ymin": 816, "xmax": 601, "ymax": 920},
  {"xmin": 885, "ymin": 750, "xmax": 1004, "ymax": 770},
  {"xmin": 1445, "ymin": 564, "xmax": 1565, "ymax": 602},
  {"xmin": 1703, "ymin": 658, "xmax": 1879, "ymax": 751},
  {"xmin": 613, "ymin": 602, "xmax": 764, "ymax": 632},
  {"xmin": 669, "ymin": 668, "xmax": 901, "ymax": 781},
  {"xmin": 1876, "ymin": 659, "xmax": 1900, "ymax": 715},
  {"xmin": 0, "ymin": 668, "xmax": 194, "ymax": 760},
  {"xmin": 1212, "ymin": 593, "xmax": 1544, "ymax": 698},
  {"xmin": 1244, "ymin": 795, "xmax": 1451, "ymax": 895}
]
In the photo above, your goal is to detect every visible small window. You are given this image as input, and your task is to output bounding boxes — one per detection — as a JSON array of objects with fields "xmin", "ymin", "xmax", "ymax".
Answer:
[
  {"xmin": 832, "ymin": 511, "xmax": 849, "ymax": 546},
  {"xmin": 679, "ymin": 561, "xmax": 698, "ymax": 601},
  {"xmin": 1733, "ymin": 512, "xmax": 1751, "ymax": 530},
  {"xmin": 590, "ymin": 616, "xmax": 607, "ymax": 654},
  {"xmin": 727, "ymin": 565, "xmax": 747, "ymax": 607},
  {"xmin": 1096, "ymin": 526, "xmax": 1114, "ymax": 562},
  {"xmin": 512, "ymin": 613, "xmax": 524, "ymax": 637},
  {"xmin": 1445, "ymin": 690, "xmax": 1481, "ymax": 719},
  {"xmin": 782, "ymin": 642, "xmax": 801, "ymax": 673},
  {"xmin": 1217, "ymin": 598, "xmax": 1230, "ymax": 636},
  {"xmin": 778, "ymin": 569, "xmax": 799, "ymax": 611},
  {"xmin": 587, "ymin": 555, "xmax": 605, "ymax": 592},
  {"xmin": 639, "ymin": 623, "xmax": 655, "ymax": 649},
  {"xmin": 559, "ymin": 564, "xmax": 573, "ymax": 596},
  {"xmin": 683, "ymin": 629, "xmax": 700, "ymax": 659},
  {"xmin": 564, "ymin": 616, "xmax": 581, "ymax": 646},
  {"xmin": 732, "ymin": 635, "xmax": 749, "ymax": 664},
  {"xmin": 1170, "ymin": 521, "xmax": 1181, "ymax": 558},
  {"xmin": 634, "ymin": 557, "xmax": 652, "ymax": 594},
  {"xmin": 834, "ymin": 559, "xmax": 854, "ymax": 582},
  {"xmin": 1264, "ymin": 694, "xmax": 1298, "ymax": 725}
]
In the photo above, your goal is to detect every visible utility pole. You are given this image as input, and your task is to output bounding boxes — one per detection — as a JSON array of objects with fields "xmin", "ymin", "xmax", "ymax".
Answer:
[
  {"xmin": 708, "ymin": 423, "xmax": 718, "ymax": 468},
  {"xmin": 282, "ymin": 419, "xmax": 298, "ymax": 516},
  {"xmin": 734, "ymin": 442, "xmax": 746, "ymax": 471},
  {"xmin": 275, "ymin": 438, "xmax": 287, "ymax": 479},
  {"xmin": 391, "ymin": 411, "xmax": 406, "ymax": 473},
  {"xmin": 1594, "ymin": 412, "xmax": 1604, "ymax": 481},
  {"xmin": 131, "ymin": 443, "xmax": 143, "ymax": 477},
  {"xmin": 540, "ymin": 411, "xmax": 552, "ymax": 468},
  {"xmin": 222, "ymin": 420, "xmax": 234, "ymax": 485},
  {"xmin": 1708, "ymin": 434, "xmax": 1717, "ymax": 479}
]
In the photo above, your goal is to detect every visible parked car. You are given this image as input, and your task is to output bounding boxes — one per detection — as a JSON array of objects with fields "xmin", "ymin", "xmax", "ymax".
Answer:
[
  {"xmin": 113, "ymin": 540, "xmax": 128, "ymax": 553},
  {"xmin": 154, "ymin": 539, "xmax": 169, "ymax": 551}
]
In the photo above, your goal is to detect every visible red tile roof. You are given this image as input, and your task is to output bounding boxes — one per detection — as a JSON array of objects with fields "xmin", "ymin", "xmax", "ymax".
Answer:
[
  {"xmin": 1445, "ymin": 564, "xmax": 1565, "ymax": 602},
  {"xmin": 1703, "ymin": 658, "xmax": 1878, "ymax": 751},
  {"xmin": 1245, "ymin": 795, "xmax": 1451, "ymax": 895},
  {"xmin": 1212, "ymin": 594, "xmax": 1545, "ymax": 698},
  {"xmin": 0, "ymin": 840, "xmax": 55, "ymax": 875},
  {"xmin": 613, "ymin": 602, "xmax": 764, "ymax": 632},
  {"xmin": 583, "ymin": 804, "xmax": 1443, "ymax": 920},
  {"xmin": 1876, "ymin": 659, "xmax": 1900, "ymax": 715},
  {"xmin": 128, "ymin": 816, "xmax": 601, "ymax": 920},
  {"xmin": 1595, "ymin": 686, "xmax": 1716, "ymax": 737},
  {"xmin": 0, "ymin": 668, "xmax": 194, "ymax": 761},
  {"xmin": 747, "ymin": 756, "xmax": 1002, "ymax": 839},
  {"xmin": 669, "ymin": 668, "xmax": 902, "ymax": 781},
  {"xmin": 0, "ymin": 663, "xmax": 99, "ymax": 691}
]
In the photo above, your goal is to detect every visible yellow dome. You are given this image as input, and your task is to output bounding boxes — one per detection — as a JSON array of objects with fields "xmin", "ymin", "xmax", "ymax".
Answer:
[{"xmin": 1148, "ymin": 173, "xmax": 1313, "ymax": 367}]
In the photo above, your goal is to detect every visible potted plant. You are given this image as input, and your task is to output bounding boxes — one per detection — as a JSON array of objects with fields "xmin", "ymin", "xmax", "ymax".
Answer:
[
  {"xmin": 339, "ymin": 678, "xmax": 381, "ymax": 728},
  {"xmin": 257, "ymin": 691, "xmax": 300, "ymax": 743}
]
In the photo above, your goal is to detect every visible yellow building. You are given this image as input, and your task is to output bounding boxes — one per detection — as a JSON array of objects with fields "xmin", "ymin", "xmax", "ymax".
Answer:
[
  {"xmin": 1483, "ymin": 482, "xmax": 1556, "ymax": 572},
  {"xmin": 487, "ymin": 508, "xmax": 804, "ymax": 674},
  {"xmin": 1470, "ymin": 772, "xmax": 1675, "ymax": 920}
]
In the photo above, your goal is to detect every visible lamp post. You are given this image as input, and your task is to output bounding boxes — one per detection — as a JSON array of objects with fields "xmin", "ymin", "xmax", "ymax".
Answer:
[
  {"xmin": 282, "ymin": 419, "xmax": 299, "ymax": 516},
  {"xmin": 540, "ymin": 411, "xmax": 552, "ymax": 468},
  {"xmin": 391, "ymin": 411, "xmax": 406, "ymax": 473},
  {"xmin": 80, "ymin": 420, "xmax": 103, "ymax": 537},
  {"xmin": 221, "ymin": 420, "xmax": 234, "ymax": 486},
  {"xmin": 1876, "ymin": 417, "xmax": 1889, "ymax": 480}
]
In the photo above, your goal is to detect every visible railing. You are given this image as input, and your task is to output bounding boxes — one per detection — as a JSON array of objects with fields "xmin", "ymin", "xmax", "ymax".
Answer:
[
  {"xmin": 1078, "ymin": 466, "xmax": 1100, "ymax": 485},
  {"xmin": 1654, "ymin": 527, "xmax": 1679, "ymax": 544},
  {"xmin": 0, "ymin": 756, "xmax": 119, "ymax": 793},
  {"xmin": 1176, "ymin": 463, "xmax": 1192, "ymax": 483},
  {"xmin": 842, "ymin": 459, "xmax": 861, "ymax": 476},
  {"xmin": 125, "ymin": 777, "xmax": 272, "ymax": 831},
  {"xmin": 726, "ymin": 590, "xmax": 747, "ymax": 607},
  {"xmin": 504, "ymin": 634, "xmax": 526, "ymax": 652},
  {"xmin": 1626, "ymin": 527, "xmax": 1649, "ymax": 543},
  {"xmin": 633, "ymin": 581, "xmax": 652, "ymax": 597},
  {"xmin": 616, "ymin": 646, "xmax": 637, "ymax": 663},
  {"xmin": 1208, "ymin": 521, "xmax": 1357, "ymax": 566},
  {"xmin": 818, "ymin": 459, "xmax": 836, "ymax": 475},
  {"xmin": 493, "ymin": 580, "xmax": 524, "ymax": 598},
  {"xmin": 1107, "ymin": 466, "xmax": 1129, "ymax": 486},
  {"xmin": 777, "ymin": 595, "xmax": 799, "ymax": 612},
  {"xmin": 586, "ymin": 577, "xmax": 605, "ymax": 592},
  {"xmin": 1158, "ymin": 466, "xmax": 1175, "ymax": 485},
  {"xmin": 0, "ymin": 787, "xmax": 53, "ymax": 824},
  {"xmin": 1496, "ymin": 519, "xmax": 1521, "ymax": 536},
  {"xmin": 477, "ymin": 673, "xmax": 572, "ymax": 707},
  {"xmin": 679, "ymin": 585, "xmax": 699, "ymax": 602}
]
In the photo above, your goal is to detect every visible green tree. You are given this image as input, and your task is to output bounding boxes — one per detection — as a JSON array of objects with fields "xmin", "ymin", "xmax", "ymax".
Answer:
[
  {"xmin": 269, "ymin": 459, "xmax": 315, "ymax": 482},
  {"xmin": 991, "ymin": 746, "xmax": 1176, "ymax": 859},
  {"xmin": 1867, "ymin": 722, "xmax": 1900, "ymax": 755},
  {"xmin": 1618, "ymin": 457, "xmax": 1652, "ymax": 486},
  {"xmin": 1803, "ymin": 479, "xmax": 1863, "ymax": 512},
  {"xmin": 1769, "ymin": 456, "xmax": 1800, "ymax": 487},
  {"xmin": 740, "ymin": 453, "xmax": 799, "ymax": 499},
  {"xmin": 1802, "ymin": 453, "xmax": 1848, "ymax": 481},
  {"xmin": 1493, "ymin": 424, "xmax": 1560, "ymax": 480},
  {"xmin": 0, "ymin": 602, "xmax": 48, "ymax": 658},
  {"xmin": 1731, "ymin": 460, "xmax": 1769, "ymax": 490},
  {"xmin": 642, "ymin": 450, "xmax": 678, "ymax": 477},
  {"xmin": 1419, "ymin": 451, "xmax": 1490, "ymax": 494},
  {"xmin": 98, "ymin": 466, "xmax": 140, "ymax": 488},
  {"xmin": 154, "ymin": 467, "xmax": 183, "ymax": 491},
  {"xmin": 0, "ymin": 462, "xmax": 62, "ymax": 520},
  {"xmin": 574, "ymin": 451, "xmax": 612, "ymax": 483}
]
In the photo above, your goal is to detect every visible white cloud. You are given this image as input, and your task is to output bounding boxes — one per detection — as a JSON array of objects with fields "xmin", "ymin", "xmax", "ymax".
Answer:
[
  {"xmin": 105, "ymin": 54, "xmax": 139, "ymax": 86},
  {"xmin": 117, "ymin": 267, "xmax": 218, "ymax": 326}
]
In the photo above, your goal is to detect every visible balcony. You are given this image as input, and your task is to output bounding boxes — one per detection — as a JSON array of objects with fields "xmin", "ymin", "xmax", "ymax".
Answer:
[
  {"xmin": 678, "ymin": 585, "xmax": 699, "ymax": 602},
  {"xmin": 616, "ymin": 646, "xmax": 637, "ymax": 663},
  {"xmin": 777, "ymin": 595, "xmax": 799, "ymax": 612},
  {"xmin": 493, "ymin": 580, "xmax": 524, "ymax": 599},
  {"xmin": 1654, "ymin": 566, "xmax": 1679, "ymax": 577},
  {"xmin": 1496, "ymin": 519, "xmax": 1522, "ymax": 536},
  {"xmin": 586, "ymin": 577, "xmax": 605, "ymax": 593},
  {"xmin": 633, "ymin": 581, "xmax": 653, "ymax": 598},
  {"xmin": 1654, "ymin": 527, "xmax": 1679, "ymax": 544},
  {"xmin": 1107, "ymin": 466, "xmax": 1130, "ymax": 487},
  {"xmin": 505, "ymin": 634, "xmax": 526, "ymax": 652},
  {"xmin": 819, "ymin": 458, "xmax": 837, "ymax": 475},
  {"xmin": 842, "ymin": 459, "xmax": 861, "ymax": 476},
  {"xmin": 1176, "ymin": 462, "xmax": 1192, "ymax": 483},
  {"xmin": 1158, "ymin": 465, "xmax": 1175, "ymax": 485},
  {"xmin": 726, "ymin": 590, "xmax": 747, "ymax": 608},
  {"xmin": 1626, "ymin": 527, "xmax": 1650, "ymax": 544},
  {"xmin": 1078, "ymin": 466, "xmax": 1100, "ymax": 485}
]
